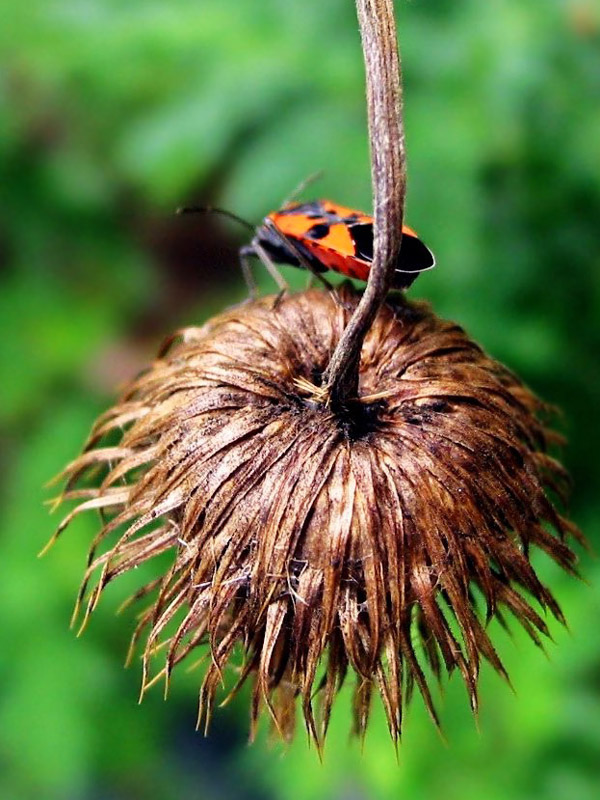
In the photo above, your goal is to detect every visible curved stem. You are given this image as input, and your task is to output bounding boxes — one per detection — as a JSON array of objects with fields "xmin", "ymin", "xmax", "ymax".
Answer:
[{"xmin": 323, "ymin": 0, "xmax": 406, "ymax": 408}]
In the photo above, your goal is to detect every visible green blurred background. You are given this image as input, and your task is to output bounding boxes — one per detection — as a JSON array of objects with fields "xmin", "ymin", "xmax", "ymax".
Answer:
[{"xmin": 1, "ymin": 0, "xmax": 599, "ymax": 798}]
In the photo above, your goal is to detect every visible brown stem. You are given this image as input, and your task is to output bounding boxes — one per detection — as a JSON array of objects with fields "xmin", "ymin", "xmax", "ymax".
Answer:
[{"xmin": 323, "ymin": 0, "xmax": 406, "ymax": 408}]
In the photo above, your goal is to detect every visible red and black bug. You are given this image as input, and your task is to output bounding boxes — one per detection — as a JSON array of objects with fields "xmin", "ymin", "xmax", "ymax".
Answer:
[
  {"xmin": 240, "ymin": 199, "xmax": 435, "ymax": 292},
  {"xmin": 180, "ymin": 198, "xmax": 435, "ymax": 295}
]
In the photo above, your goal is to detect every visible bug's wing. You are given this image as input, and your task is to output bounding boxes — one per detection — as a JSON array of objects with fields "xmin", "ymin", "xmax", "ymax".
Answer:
[
  {"xmin": 348, "ymin": 221, "xmax": 435, "ymax": 288},
  {"xmin": 396, "ymin": 232, "xmax": 436, "ymax": 273},
  {"xmin": 347, "ymin": 222, "xmax": 374, "ymax": 261}
]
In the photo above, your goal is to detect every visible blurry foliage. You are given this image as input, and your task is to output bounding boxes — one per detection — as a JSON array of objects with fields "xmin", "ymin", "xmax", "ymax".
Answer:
[{"xmin": 0, "ymin": 0, "xmax": 599, "ymax": 798}]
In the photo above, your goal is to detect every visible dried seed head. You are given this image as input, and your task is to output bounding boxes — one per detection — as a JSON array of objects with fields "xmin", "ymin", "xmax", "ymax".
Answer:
[{"xmin": 51, "ymin": 286, "xmax": 582, "ymax": 747}]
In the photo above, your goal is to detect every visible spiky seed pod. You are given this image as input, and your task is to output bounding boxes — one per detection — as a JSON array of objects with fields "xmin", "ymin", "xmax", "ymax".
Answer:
[{"xmin": 51, "ymin": 285, "xmax": 582, "ymax": 747}]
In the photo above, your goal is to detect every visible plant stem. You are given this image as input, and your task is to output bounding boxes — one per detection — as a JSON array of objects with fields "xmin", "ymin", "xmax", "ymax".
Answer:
[{"xmin": 323, "ymin": 0, "xmax": 406, "ymax": 408}]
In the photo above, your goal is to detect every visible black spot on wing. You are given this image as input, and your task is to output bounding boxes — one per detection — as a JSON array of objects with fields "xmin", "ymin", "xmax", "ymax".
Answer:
[
  {"xmin": 306, "ymin": 223, "xmax": 330, "ymax": 240},
  {"xmin": 348, "ymin": 222, "xmax": 374, "ymax": 261}
]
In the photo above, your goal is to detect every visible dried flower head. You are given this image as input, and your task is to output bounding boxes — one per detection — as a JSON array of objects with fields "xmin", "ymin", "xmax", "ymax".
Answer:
[{"xmin": 50, "ymin": 286, "xmax": 582, "ymax": 747}]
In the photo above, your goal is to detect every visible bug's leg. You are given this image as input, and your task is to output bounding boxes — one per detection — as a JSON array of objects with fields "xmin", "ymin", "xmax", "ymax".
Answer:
[
  {"xmin": 270, "ymin": 288, "xmax": 287, "ymax": 309},
  {"xmin": 312, "ymin": 271, "xmax": 335, "ymax": 293},
  {"xmin": 263, "ymin": 218, "xmax": 337, "ymax": 296},
  {"xmin": 239, "ymin": 245, "xmax": 259, "ymax": 299},
  {"xmin": 265, "ymin": 219, "xmax": 349, "ymax": 308},
  {"xmin": 251, "ymin": 240, "xmax": 289, "ymax": 293},
  {"xmin": 305, "ymin": 274, "xmax": 315, "ymax": 289}
]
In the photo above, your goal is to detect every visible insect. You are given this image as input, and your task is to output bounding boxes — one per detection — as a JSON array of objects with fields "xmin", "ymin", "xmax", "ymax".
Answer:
[
  {"xmin": 239, "ymin": 200, "xmax": 435, "ymax": 294},
  {"xmin": 179, "ymin": 197, "xmax": 435, "ymax": 295}
]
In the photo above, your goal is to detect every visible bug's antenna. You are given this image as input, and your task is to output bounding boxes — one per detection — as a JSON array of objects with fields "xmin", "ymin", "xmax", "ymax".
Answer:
[
  {"xmin": 177, "ymin": 206, "xmax": 256, "ymax": 232},
  {"xmin": 282, "ymin": 171, "xmax": 324, "ymax": 207}
]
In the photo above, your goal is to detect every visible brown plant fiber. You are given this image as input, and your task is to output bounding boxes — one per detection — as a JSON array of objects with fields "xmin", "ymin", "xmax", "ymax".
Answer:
[{"xmin": 52, "ymin": 286, "xmax": 582, "ymax": 746}]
